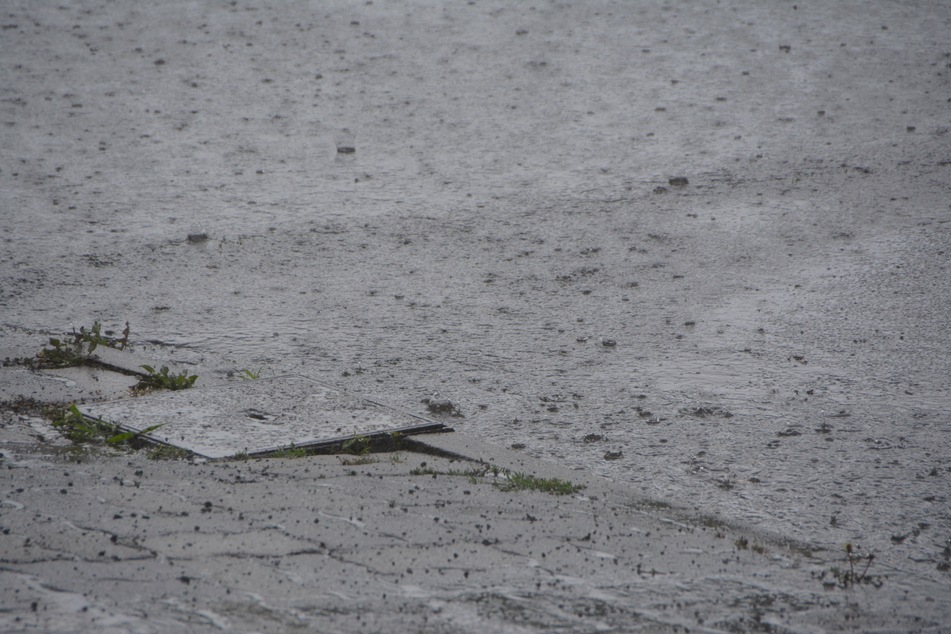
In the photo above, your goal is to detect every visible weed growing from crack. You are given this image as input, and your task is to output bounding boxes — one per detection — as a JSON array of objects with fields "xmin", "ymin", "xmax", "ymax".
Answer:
[
  {"xmin": 51, "ymin": 403, "xmax": 163, "ymax": 448},
  {"xmin": 135, "ymin": 365, "xmax": 198, "ymax": 391},
  {"xmin": 273, "ymin": 444, "xmax": 311, "ymax": 459},
  {"xmin": 147, "ymin": 445, "xmax": 193, "ymax": 461},
  {"xmin": 410, "ymin": 465, "xmax": 487, "ymax": 479},
  {"xmin": 238, "ymin": 368, "xmax": 263, "ymax": 380},
  {"xmin": 823, "ymin": 543, "xmax": 882, "ymax": 588},
  {"xmin": 497, "ymin": 471, "xmax": 584, "ymax": 496},
  {"xmin": 341, "ymin": 435, "xmax": 371, "ymax": 456},
  {"xmin": 410, "ymin": 463, "xmax": 584, "ymax": 495},
  {"xmin": 36, "ymin": 321, "xmax": 130, "ymax": 368}
]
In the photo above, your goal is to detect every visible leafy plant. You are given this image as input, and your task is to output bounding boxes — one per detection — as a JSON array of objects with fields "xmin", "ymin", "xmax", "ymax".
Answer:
[
  {"xmin": 51, "ymin": 403, "xmax": 163, "ymax": 447},
  {"xmin": 51, "ymin": 404, "xmax": 102, "ymax": 443},
  {"xmin": 36, "ymin": 321, "xmax": 130, "ymax": 368},
  {"xmin": 136, "ymin": 365, "xmax": 198, "ymax": 391},
  {"xmin": 239, "ymin": 368, "xmax": 263, "ymax": 380},
  {"xmin": 341, "ymin": 435, "xmax": 371, "ymax": 456}
]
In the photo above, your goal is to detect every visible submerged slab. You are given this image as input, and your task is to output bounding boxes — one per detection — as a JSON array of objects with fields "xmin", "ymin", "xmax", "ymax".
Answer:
[{"xmin": 80, "ymin": 374, "xmax": 446, "ymax": 459}]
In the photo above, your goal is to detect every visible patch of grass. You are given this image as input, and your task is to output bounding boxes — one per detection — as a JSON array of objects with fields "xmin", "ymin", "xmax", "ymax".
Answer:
[
  {"xmin": 410, "ymin": 465, "xmax": 488, "ymax": 480},
  {"xmin": 36, "ymin": 321, "xmax": 130, "ymax": 368},
  {"xmin": 409, "ymin": 463, "xmax": 584, "ymax": 495},
  {"xmin": 135, "ymin": 365, "xmax": 198, "ymax": 391},
  {"xmin": 238, "ymin": 368, "xmax": 263, "ymax": 380},
  {"xmin": 496, "ymin": 471, "xmax": 584, "ymax": 496}
]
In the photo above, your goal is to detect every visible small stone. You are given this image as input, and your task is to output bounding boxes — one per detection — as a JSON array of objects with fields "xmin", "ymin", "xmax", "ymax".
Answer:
[
  {"xmin": 603, "ymin": 450, "xmax": 623, "ymax": 461},
  {"xmin": 187, "ymin": 231, "xmax": 209, "ymax": 243},
  {"xmin": 668, "ymin": 176, "xmax": 689, "ymax": 187},
  {"xmin": 601, "ymin": 338, "xmax": 617, "ymax": 347},
  {"xmin": 337, "ymin": 146, "xmax": 356, "ymax": 154}
]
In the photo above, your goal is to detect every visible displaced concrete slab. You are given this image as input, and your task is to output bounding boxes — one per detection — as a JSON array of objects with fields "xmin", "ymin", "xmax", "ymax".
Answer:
[{"xmin": 80, "ymin": 374, "xmax": 446, "ymax": 459}]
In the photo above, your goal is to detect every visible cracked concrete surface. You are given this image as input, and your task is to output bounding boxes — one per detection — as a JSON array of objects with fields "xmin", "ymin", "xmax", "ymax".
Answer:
[{"xmin": 0, "ymin": 417, "xmax": 945, "ymax": 632}]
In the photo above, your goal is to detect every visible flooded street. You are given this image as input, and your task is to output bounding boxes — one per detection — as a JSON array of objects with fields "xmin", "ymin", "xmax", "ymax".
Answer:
[{"xmin": 2, "ymin": 0, "xmax": 950, "ymax": 628}]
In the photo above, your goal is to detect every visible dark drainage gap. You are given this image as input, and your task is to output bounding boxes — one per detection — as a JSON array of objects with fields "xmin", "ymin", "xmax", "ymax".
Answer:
[{"xmin": 225, "ymin": 425, "xmax": 453, "ymax": 461}]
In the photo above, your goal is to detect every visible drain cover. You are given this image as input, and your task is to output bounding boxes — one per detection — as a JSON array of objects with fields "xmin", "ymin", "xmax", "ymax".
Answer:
[{"xmin": 80, "ymin": 374, "xmax": 446, "ymax": 458}]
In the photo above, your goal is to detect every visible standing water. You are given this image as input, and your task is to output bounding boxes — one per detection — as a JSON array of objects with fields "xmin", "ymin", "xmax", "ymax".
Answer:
[{"xmin": 1, "ymin": 0, "xmax": 949, "ymax": 623}]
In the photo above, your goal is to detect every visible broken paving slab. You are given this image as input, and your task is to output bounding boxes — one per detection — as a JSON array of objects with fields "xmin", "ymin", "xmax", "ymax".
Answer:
[{"xmin": 80, "ymin": 374, "xmax": 447, "ymax": 459}]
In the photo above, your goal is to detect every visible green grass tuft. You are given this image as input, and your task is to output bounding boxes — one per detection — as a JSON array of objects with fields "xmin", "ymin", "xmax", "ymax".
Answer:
[{"xmin": 496, "ymin": 471, "xmax": 584, "ymax": 496}]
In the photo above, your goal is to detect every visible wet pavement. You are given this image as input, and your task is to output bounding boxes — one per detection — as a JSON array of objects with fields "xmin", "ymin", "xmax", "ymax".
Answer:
[
  {"xmin": 2, "ymin": 0, "xmax": 950, "ymax": 631},
  {"xmin": 81, "ymin": 373, "xmax": 446, "ymax": 459},
  {"xmin": 1, "ymin": 414, "xmax": 945, "ymax": 633}
]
